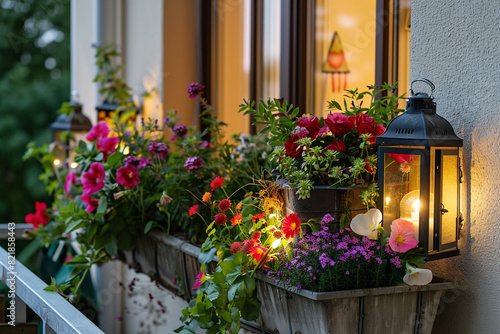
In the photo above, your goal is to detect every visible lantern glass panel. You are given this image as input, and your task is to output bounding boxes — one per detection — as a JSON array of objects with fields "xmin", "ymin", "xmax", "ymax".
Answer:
[
  {"xmin": 382, "ymin": 153, "xmax": 421, "ymax": 237},
  {"xmin": 440, "ymin": 152, "xmax": 459, "ymax": 246}
]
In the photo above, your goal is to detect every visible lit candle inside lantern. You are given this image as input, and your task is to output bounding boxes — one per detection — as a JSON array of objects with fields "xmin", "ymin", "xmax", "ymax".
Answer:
[{"xmin": 410, "ymin": 199, "xmax": 420, "ymax": 239}]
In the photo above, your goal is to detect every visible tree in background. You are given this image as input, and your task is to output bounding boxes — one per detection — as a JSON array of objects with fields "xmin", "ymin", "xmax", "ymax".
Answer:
[{"xmin": 0, "ymin": 0, "xmax": 70, "ymax": 223}]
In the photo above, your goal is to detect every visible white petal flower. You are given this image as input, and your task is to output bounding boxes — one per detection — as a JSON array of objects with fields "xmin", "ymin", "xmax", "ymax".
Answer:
[
  {"xmin": 350, "ymin": 208, "xmax": 382, "ymax": 236},
  {"xmin": 403, "ymin": 264, "xmax": 433, "ymax": 286}
]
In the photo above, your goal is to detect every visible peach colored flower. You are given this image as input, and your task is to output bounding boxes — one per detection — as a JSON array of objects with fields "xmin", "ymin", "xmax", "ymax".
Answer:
[{"xmin": 202, "ymin": 192, "xmax": 212, "ymax": 202}]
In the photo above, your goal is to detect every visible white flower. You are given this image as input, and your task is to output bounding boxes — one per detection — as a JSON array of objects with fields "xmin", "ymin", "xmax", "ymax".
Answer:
[
  {"xmin": 403, "ymin": 264, "xmax": 433, "ymax": 286},
  {"xmin": 350, "ymin": 208, "xmax": 382, "ymax": 236}
]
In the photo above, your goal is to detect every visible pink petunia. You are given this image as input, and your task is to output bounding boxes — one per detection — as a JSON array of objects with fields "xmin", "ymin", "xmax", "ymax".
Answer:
[
  {"xmin": 116, "ymin": 163, "xmax": 140, "ymax": 189},
  {"xmin": 81, "ymin": 193, "xmax": 100, "ymax": 213},
  {"xmin": 389, "ymin": 219, "xmax": 419, "ymax": 253},
  {"xmin": 82, "ymin": 162, "xmax": 105, "ymax": 195},
  {"xmin": 192, "ymin": 271, "xmax": 206, "ymax": 289},
  {"xmin": 86, "ymin": 123, "xmax": 110, "ymax": 142},
  {"xmin": 96, "ymin": 136, "xmax": 119, "ymax": 161},
  {"xmin": 64, "ymin": 172, "xmax": 77, "ymax": 195}
]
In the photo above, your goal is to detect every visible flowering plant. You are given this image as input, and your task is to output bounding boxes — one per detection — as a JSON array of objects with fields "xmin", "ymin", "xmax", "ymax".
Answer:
[
  {"xmin": 177, "ymin": 179, "xmax": 308, "ymax": 333},
  {"xmin": 239, "ymin": 84, "xmax": 405, "ymax": 200},
  {"xmin": 276, "ymin": 210, "xmax": 431, "ymax": 292}
]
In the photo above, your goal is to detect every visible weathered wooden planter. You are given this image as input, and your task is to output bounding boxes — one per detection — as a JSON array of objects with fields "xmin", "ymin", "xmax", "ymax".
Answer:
[
  {"xmin": 283, "ymin": 186, "xmax": 366, "ymax": 229},
  {"xmin": 121, "ymin": 233, "xmax": 456, "ymax": 333},
  {"xmin": 255, "ymin": 273, "xmax": 455, "ymax": 334}
]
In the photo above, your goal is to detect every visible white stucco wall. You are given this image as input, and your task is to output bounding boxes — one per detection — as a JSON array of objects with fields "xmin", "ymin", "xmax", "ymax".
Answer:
[{"xmin": 410, "ymin": 1, "xmax": 500, "ymax": 333}]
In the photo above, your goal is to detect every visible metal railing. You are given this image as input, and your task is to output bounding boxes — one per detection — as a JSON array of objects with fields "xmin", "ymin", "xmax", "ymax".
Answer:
[{"xmin": 0, "ymin": 224, "xmax": 104, "ymax": 334}]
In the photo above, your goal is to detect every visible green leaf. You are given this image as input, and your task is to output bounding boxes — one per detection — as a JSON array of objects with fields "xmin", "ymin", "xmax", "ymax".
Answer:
[
  {"xmin": 228, "ymin": 281, "xmax": 243, "ymax": 302},
  {"xmin": 230, "ymin": 307, "xmax": 240, "ymax": 322},
  {"xmin": 64, "ymin": 255, "xmax": 88, "ymax": 265},
  {"xmin": 64, "ymin": 219, "xmax": 86, "ymax": 234},
  {"xmin": 105, "ymin": 235, "xmax": 118, "ymax": 256},
  {"xmin": 198, "ymin": 247, "xmax": 217, "ymax": 264},
  {"xmin": 107, "ymin": 152, "xmax": 124, "ymax": 169},
  {"xmin": 144, "ymin": 220, "xmax": 155, "ymax": 234},
  {"xmin": 78, "ymin": 140, "xmax": 87, "ymax": 153},
  {"xmin": 96, "ymin": 196, "xmax": 108, "ymax": 214},
  {"xmin": 340, "ymin": 213, "xmax": 350, "ymax": 230},
  {"xmin": 43, "ymin": 285, "xmax": 57, "ymax": 292},
  {"xmin": 230, "ymin": 320, "xmax": 240, "ymax": 334}
]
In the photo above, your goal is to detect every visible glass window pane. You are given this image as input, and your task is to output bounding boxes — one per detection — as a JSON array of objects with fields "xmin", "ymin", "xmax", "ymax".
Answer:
[
  {"xmin": 383, "ymin": 153, "xmax": 421, "ymax": 239},
  {"xmin": 261, "ymin": 0, "xmax": 281, "ymax": 98},
  {"xmin": 441, "ymin": 154, "xmax": 458, "ymax": 245}
]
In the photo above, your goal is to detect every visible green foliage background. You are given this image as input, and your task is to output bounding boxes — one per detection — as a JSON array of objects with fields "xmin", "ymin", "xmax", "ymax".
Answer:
[{"xmin": 0, "ymin": 0, "xmax": 70, "ymax": 222}]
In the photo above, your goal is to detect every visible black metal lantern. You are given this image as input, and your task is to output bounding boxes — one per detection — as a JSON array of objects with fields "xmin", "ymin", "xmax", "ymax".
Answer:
[
  {"xmin": 376, "ymin": 79, "xmax": 463, "ymax": 260},
  {"xmin": 95, "ymin": 100, "xmax": 118, "ymax": 124},
  {"xmin": 51, "ymin": 100, "xmax": 92, "ymax": 162}
]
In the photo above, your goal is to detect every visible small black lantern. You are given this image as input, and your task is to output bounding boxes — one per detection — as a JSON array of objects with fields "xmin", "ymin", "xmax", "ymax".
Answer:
[
  {"xmin": 95, "ymin": 100, "xmax": 118, "ymax": 124},
  {"xmin": 376, "ymin": 79, "xmax": 463, "ymax": 260},
  {"xmin": 51, "ymin": 98, "xmax": 92, "ymax": 163}
]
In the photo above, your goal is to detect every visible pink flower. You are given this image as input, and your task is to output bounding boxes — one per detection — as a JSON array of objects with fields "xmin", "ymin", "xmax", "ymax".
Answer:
[
  {"xmin": 215, "ymin": 213, "xmax": 227, "ymax": 225},
  {"xmin": 326, "ymin": 140, "xmax": 347, "ymax": 152},
  {"xmin": 325, "ymin": 113, "xmax": 355, "ymax": 136},
  {"xmin": 138, "ymin": 158, "xmax": 152, "ymax": 168},
  {"xmin": 297, "ymin": 116, "xmax": 320, "ymax": 139},
  {"xmin": 184, "ymin": 157, "xmax": 203, "ymax": 172},
  {"xmin": 81, "ymin": 193, "xmax": 99, "ymax": 213},
  {"xmin": 25, "ymin": 202, "xmax": 50, "ymax": 229},
  {"xmin": 64, "ymin": 172, "xmax": 77, "ymax": 195},
  {"xmin": 96, "ymin": 136, "xmax": 119, "ymax": 161},
  {"xmin": 148, "ymin": 142, "xmax": 169, "ymax": 159},
  {"xmin": 116, "ymin": 163, "xmax": 140, "ymax": 189},
  {"xmin": 389, "ymin": 219, "xmax": 419, "ymax": 253},
  {"xmin": 86, "ymin": 123, "xmax": 110, "ymax": 142},
  {"xmin": 192, "ymin": 271, "xmax": 206, "ymax": 289},
  {"xmin": 230, "ymin": 241, "xmax": 242, "ymax": 254},
  {"xmin": 187, "ymin": 83, "xmax": 205, "ymax": 99},
  {"xmin": 82, "ymin": 162, "xmax": 105, "ymax": 195}
]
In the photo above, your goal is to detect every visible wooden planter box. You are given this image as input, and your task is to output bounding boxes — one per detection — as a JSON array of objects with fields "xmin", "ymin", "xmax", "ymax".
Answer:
[
  {"xmin": 121, "ymin": 233, "xmax": 456, "ymax": 333},
  {"xmin": 254, "ymin": 273, "xmax": 456, "ymax": 334}
]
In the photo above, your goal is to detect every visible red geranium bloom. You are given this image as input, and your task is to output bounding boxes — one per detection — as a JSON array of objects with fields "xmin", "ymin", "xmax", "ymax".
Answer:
[
  {"xmin": 188, "ymin": 205, "xmax": 199, "ymax": 217},
  {"xmin": 355, "ymin": 114, "xmax": 376, "ymax": 135},
  {"xmin": 64, "ymin": 172, "xmax": 77, "ymax": 195},
  {"xmin": 230, "ymin": 241, "xmax": 242, "ymax": 254},
  {"xmin": 82, "ymin": 162, "xmax": 105, "ymax": 195},
  {"xmin": 210, "ymin": 176, "xmax": 224, "ymax": 191},
  {"xmin": 326, "ymin": 140, "xmax": 347, "ymax": 152},
  {"xmin": 367, "ymin": 124, "xmax": 386, "ymax": 144},
  {"xmin": 251, "ymin": 231, "xmax": 261, "ymax": 241},
  {"xmin": 96, "ymin": 136, "xmax": 119, "ymax": 161},
  {"xmin": 86, "ymin": 123, "xmax": 110, "ymax": 142},
  {"xmin": 117, "ymin": 163, "xmax": 140, "ymax": 189},
  {"xmin": 325, "ymin": 113, "xmax": 355, "ymax": 136},
  {"xmin": 241, "ymin": 239, "xmax": 255, "ymax": 253},
  {"xmin": 231, "ymin": 213, "xmax": 242, "ymax": 226},
  {"xmin": 252, "ymin": 213, "xmax": 265, "ymax": 223},
  {"xmin": 297, "ymin": 116, "xmax": 320, "ymax": 139},
  {"xmin": 283, "ymin": 138, "xmax": 303, "ymax": 158},
  {"xmin": 25, "ymin": 211, "xmax": 49, "ymax": 229},
  {"xmin": 35, "ymin": 201, "xmax": 47, "ymax": 212},
  {"xmin": 81, "ymin": 193, "xmax": 100, "ymax": 213},
  {"xmin": 215, "ymin": 213, "xmax": 227, "ymax": 225},
  {"xmin": 218, "ymin": 199, "xmax": 231, "ymax": 211},
  {"xmin": 281, "ymin": 213, "xmax": 302, "ymax": 239}
]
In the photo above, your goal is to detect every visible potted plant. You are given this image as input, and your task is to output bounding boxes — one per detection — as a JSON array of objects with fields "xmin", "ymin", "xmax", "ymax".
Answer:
[{"xmin": 239, "ymin": 84, "xmax": 405, "ymax": 229}]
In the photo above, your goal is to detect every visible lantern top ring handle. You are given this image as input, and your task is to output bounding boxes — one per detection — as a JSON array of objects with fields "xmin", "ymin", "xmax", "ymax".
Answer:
[{"xmin": 410, "ymin": 78, "xmax": 435, "ymax": 98}]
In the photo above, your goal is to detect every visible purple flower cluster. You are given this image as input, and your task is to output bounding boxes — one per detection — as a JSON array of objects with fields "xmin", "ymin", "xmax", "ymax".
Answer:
[
  {"xmin": 186, "ymin": 83, "xmax": 205, "ymax": 99},
  {"xmin": 184, "ymin": 157, "xmax": 203, "ymax": 172},
  {"xmin": 123, "ymin": 156, "xmax": 152, "ymax": 168},
  {"xmin": 173, "ymin": 124, "xmax": 188, "ymax": 139},
  {"xmin": 148, "ymin": 142, "xmax": 169, "ymax": 159}
]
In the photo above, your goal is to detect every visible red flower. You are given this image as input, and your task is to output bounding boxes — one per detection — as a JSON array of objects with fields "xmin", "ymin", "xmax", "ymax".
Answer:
[
  {"xmin": 230, "ymin": 241, "xmax": 242, "ymax": 254},
  {"xmin": 367, "ymin": 124, "xmax": 386, "ymax": 144},
  {"xmin": 189, "ymin": 205, "xmax": 199, "ymax": 217},
  {"xmin": 192, "ymin": 271, "xmax": 206, "ymax": 289},
  {"xmin": 283, "ymin": 138, "xmax": 303, "ymax": 158},
  {"xmin": 326, "ymin": 140, "xmax": 347, "ymax": 152},
  {"xmin": 82, "ymin": 162, "xmax": 105, "ymax": 195},
  {"xmin": 117, "ymin": 163, "xmax": 140, "ymax": 189},
  {"xmin": 64, "ymin": 172, "xmax": 77, "ymax": 195},
  {"xmin": 281, "ymin": 213, "xmax": 302, "ymax": 239},
  {"xmin": 251, "ymin": 231, "xmax": 261, "ymax": 241},
  {"xmin": 96, "ymin": 136, "xmax": 119, "ymax": 161},
  {"xmin": 86, "ymin": 123, "xmax": 110, "ymax": 142},
  {"xmin": 81, "ymin": 193, "xmax": 99, "ymax": 213},
  {"xmin": 241, "ymin": 239, "xmax": 255, "ymax": 253},
  {"xmin": 354, "ymin": 114, "xmax": 376, "ymax": 135},
  {"xmin": 388, "ymin": 153, "xmax": 413, "ymax": 164},
  {"xmin": 252, "ymin": 213, "xmax": 265, "ymax": 223},
  {"xmin": 231, "ymin": 213, "xmax": 242, "ymax": 226},
  {"xmin": 325, "ymin": 113, "xmax": 355, "ymax": 136},
  {"xmin": 215, "ymin": 213, "xmax": 227, "ymax": 225},
  {"xmin": 35, "ymin": 202, "xmax": 47, "ymax": 212},
  {"xmin": 250, "ymin": 245, "xmax": 269, "ymax": 266},
  {"xmin": 365, "ymin": 159, "xmax": 375, "ymax": 173},
  {"xmin": 210, "ymin": 176, "xmax": 224, "ymax": 191},
  {"xmin": 218, "ymin": 199, "xmax": 231, "ymax": 211},
  {"xmin": 297, "ymin": 116, "xmax": 320, "ymax": 139}
]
